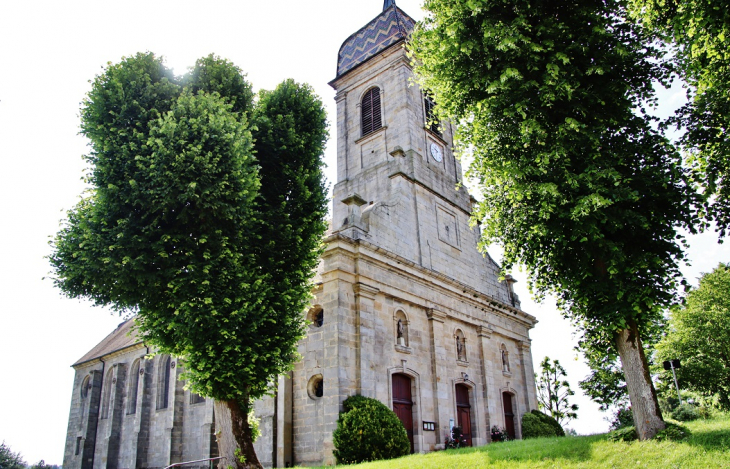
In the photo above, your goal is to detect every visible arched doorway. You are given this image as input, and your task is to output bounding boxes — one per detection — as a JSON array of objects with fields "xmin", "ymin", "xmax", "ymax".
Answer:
[
  {"xmin": 392, "ymin": 373, "xmax": 414, "ymax": 452},
  {"xmin": 502, "ymin": 392, "xmax": 516, "ymax": 439},
  {"xmin": 455, "ymin": 384, "xmax": 472, "ymax": 446}
]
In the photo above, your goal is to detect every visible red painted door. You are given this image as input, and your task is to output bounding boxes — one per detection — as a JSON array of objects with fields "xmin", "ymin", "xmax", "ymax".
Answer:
[
  {"xmin": 503, "ymin": 392, "xmax": 516, "ymax": 439},
  {"xmin": 392, "ymin": 374, "xmax": 414, "ymax": 453},
  {"xmin": 455, "ymin": 384, "xmax": 472, "ymax": 446}
]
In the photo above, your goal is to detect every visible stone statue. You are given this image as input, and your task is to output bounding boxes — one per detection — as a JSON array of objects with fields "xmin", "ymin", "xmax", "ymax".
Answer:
[
  {"xmin": 397, "ymin": 319, "xmax": 404, "ymax": 339},
  {"xmin": 456, "ymin": 336, "xmax": 463, "ymax": 359},
  {"xmin": 501, "ymin": 349, "xmax": 509, "ymax": 372}
]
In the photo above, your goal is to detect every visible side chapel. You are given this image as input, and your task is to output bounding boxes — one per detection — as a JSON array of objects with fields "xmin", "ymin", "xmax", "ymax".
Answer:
[{"xmin": 62, "ymin": 2, "xmax": 539, "ymax": 467}]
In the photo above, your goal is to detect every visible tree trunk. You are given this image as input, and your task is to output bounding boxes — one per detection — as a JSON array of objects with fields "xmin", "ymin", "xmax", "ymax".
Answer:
[
  {"xmin": 615, "ymin": 320, "xmax": 665, "ymax": 440},
  {"xmin": 214, "ymin": 399, "xmax": 262, "ymax": 469}
]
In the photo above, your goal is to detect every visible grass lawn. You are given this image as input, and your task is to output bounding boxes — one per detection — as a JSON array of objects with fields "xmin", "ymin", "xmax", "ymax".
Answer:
[{"xmin": 302, "ymin": 414, "xmax": 730, "ymax": 468}]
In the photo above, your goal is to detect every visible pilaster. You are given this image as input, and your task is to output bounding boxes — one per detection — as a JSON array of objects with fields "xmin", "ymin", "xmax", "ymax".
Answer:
[
  {"xmin": 354, "ymin": 282, "xmax": 380, "ymax": 397},
  {"xmin": 426, "ymin": 308, "xmax": 450, "ymax": 447},
  {"xmin": 477, "ymin": 325, "xmax": 495, "ymax": 441}
]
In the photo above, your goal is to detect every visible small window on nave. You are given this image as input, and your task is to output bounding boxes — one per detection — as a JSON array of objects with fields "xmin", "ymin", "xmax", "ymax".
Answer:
[
  {"xmin": 157, "ymin": 355, "xmax": 171, "ymax": 410},
  {"xmin": 100, "ymin": 368, "xmax": 114, "ymax": 419},
  {"xmin": 80, "ymin": 375, "xmax": 90, "ymax": 399},
  {"xmin": 127, "ymin": 359, "xmax": 141, "ymax": 415},
  {"xmin": 361, "ymin": 87, "xmax": 382, "ymax": 136}
]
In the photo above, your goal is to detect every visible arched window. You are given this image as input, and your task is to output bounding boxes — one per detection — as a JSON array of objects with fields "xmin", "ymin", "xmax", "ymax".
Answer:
[
  {"xmin": 394, "ymin": 310, "xmax": 409, "ymax": 347},
  {"xmin": 100, "ymin": 368, "xmax": 114, "ymax": 419},
  {"xmin": 424, "ymin": 94, "xmax": 441, "ymax": 137},
  {"xmin": 501, "ymin": 344, "xmax": 510, "ymax": 373},
  {"xmin": 361, "ymin": 87, "xmax": 382, "ymax": 136},
  {"xmin": 80, "ymin": 375, "xmax": 90, "ymax": 399},
  {"xmin": 157, "ymin": 355, "xmax": 171, "ymax": 410},
  {"xmin": 127, "ymin": 359, "xmax": 141, "ymax": 415},
  {"xmin": 455, "ymin": 329, "xmax": 467, "ymax": 361}
]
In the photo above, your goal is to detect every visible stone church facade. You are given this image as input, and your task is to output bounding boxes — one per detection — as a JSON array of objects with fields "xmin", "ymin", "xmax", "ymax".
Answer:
[{"xmin": 63, "ymin": 2, "xmax": 538, "ymax": 468}]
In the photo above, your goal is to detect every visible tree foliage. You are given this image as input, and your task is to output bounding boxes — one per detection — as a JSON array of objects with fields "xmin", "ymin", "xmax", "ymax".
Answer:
[
  {"xmin": 654, "ymin": 263, "xmax": 730, "ymax": 409},
  {"xmin": 536, "ymin": 357, "xmax": 578, "ymax": 426},
  {"xmin": 0, "ymin": 442, "xmax": 26, "ymax": 469},
  {"xmin": 629, "ymin": 0, "xmax": 730, "ymax": 234},
  {"xmin": 410, "ymin": 0, "xmax": 698, "ymax": 439},
  {"xmin": 48, "ymin": 53, "xmax": 328, "ymax": 468}
]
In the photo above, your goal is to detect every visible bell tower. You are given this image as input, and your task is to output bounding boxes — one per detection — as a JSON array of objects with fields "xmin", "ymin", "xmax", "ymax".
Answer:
[{"xmin": 328, "ymin": 2, "xmax": 508, "ymax": 296}]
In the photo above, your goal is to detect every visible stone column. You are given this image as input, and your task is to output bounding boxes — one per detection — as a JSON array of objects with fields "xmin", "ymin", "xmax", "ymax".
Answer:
[
  {"xmin": 354, "ymin": 282, "xmax": 380, "ymax": 398},
  {"xmin": 477, "ymin": 325, "xmax": 495, "ymax": 442},
  {"xmin": 427, "ymin": 308, "xmax": 450, "ymax": 448},
  {"xmin": 518, "ymin": 340, "xmax": 537, "ymax": 411}
]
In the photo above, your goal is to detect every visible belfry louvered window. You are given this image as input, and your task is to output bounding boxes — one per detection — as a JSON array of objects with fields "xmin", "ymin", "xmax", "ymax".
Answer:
[
  {"xmin": 424, "ymin": 94, "xmax": 441, "ymax": 137},
  {"xmin": 361, "ymin": 87, "xmax": 382, "ymax": 136}
]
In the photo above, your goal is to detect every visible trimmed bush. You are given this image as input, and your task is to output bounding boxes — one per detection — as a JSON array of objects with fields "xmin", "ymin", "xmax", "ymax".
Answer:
[
  {"xmin": 530, "ymin": 410, "xmax": 565, "ymax": 437},
  {"xmin": 671, "ymin": 403, "xmax": 700, "ymax": 422},
  {"xmin": 522, "ymin": 412, "xmax": 557, "ymax": 438},
  {"xmin": 332, "ymin": 395, "xmax": 410, "ymax": 464}
]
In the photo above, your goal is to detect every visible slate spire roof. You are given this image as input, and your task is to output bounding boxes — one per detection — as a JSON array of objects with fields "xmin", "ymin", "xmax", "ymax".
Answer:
[{"xmin": 335, "ymin": 3, "xmax": 415, "ymax": 78}]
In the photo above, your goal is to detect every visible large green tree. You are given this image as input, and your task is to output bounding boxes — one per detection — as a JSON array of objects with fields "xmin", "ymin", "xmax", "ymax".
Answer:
[
  {"xmin": 654, "ymin": 263, "xmax": 730, "ymax": 409},
  {"xmin": 629, "ymin": 0, "xmax": 730, "ymax": 235},
  {"xmin": 49, "ymin": 53, "xmax": 328, "ymax": 468},
  {"xmin": 411, "ymin": 0, "xmax": 698, "ymax": 439}
]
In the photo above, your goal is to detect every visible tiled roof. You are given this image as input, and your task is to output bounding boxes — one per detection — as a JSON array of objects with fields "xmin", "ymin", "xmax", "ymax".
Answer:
[
  {"xmin": 336, "ymin": 5, "xmax": 415, "ymax": 78},
  {"xmin": 73, "ymin": 318, "xmax": 142, "ymax": 366}
]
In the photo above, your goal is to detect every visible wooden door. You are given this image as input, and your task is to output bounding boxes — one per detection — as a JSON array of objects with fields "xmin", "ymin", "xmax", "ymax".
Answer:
[
  {"xmin": 455, "ymin": 384, "xmax": 472, "ymax": 446},
  {"xmin": 392, "ymin": 374, "xmax": 414, "ymax": 453},
  {"xmin": 503, "ymin": 392, "xmax": 516, "ymax": 439}
]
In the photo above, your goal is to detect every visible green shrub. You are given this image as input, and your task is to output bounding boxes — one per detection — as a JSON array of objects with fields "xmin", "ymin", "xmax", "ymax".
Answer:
[
  {"xmin": 671, "ymin": 403, "xmax": 700, "ymax": 421},
  {"xmin": 606, "ymin": 425, "xmax": 638, "ymax": 442},
  {"xmin": 522, "ymin": 412, "xmax": 557, "ymax": 438},
  {"xmin": 530, "ymin": 410, "xmax": 565, "ymax": 437},
  {"xmin": 609, "ymin": 407, "xmax": 634, "ymax": 430},
  {"xmin": 655, "ymin": 421, "xmax": 692, "ymax": 441},
  {"xmin": 332, "ymin": 395, "xmax": 410, "ymax": 464}
]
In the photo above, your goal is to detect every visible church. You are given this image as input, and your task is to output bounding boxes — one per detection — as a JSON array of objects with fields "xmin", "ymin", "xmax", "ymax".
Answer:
[{"xmin": 62, "ymin": 2, "xmax": 538, "ymax": 467}]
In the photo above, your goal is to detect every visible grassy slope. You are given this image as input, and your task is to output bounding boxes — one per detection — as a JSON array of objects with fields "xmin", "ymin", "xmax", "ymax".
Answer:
[{"xmin": 308, "ymin": 414, "xmax": 730, "ymax": 468}]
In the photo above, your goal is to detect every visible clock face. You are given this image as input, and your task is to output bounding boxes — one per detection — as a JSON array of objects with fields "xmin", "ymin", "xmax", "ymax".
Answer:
[{"xmin": 430, "ymin": 142, "xmax": 443, "ymax": 162}]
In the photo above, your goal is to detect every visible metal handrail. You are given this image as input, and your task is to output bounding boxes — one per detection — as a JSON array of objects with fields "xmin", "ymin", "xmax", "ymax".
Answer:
[{"xmin": 164, "ymin": 456, "xmax": 225, "ymax": 469}]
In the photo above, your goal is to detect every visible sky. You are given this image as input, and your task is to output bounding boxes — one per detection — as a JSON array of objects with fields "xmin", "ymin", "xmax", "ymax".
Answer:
[{"xmin": 0, "ymin": 0, "xmax": 728, "ymax": 464}]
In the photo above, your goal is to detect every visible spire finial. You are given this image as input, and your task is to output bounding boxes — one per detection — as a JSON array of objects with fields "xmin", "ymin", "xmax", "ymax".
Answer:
[{"xmin": 383, "ymin": 0, "xmax": 396, "ymax": 10}]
